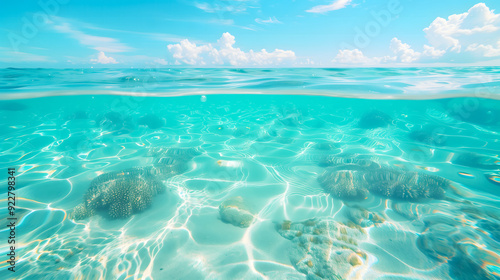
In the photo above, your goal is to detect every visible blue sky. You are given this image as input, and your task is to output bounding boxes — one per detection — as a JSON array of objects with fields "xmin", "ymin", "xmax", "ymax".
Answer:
[{"xmin": 1, "ymin": 0, "xmax": 499, "ymax": 67}]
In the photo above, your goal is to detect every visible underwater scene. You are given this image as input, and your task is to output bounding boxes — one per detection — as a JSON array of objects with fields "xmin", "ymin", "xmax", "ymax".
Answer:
[{"xmin": 0, "ymin": 67, "xmax": 500, "ymax": 280}]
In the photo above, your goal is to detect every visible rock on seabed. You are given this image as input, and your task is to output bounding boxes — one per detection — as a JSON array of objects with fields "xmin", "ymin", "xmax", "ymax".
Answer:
[
  {"xmin": 277, "ymin": 219, "xmax": 367, "ymax": 280},
  {"xmin": 219, "ymin": 196, "xmax": 254, "ymax": 228}
]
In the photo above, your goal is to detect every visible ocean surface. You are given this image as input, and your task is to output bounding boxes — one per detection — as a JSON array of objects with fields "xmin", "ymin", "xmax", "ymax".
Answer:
[{"xmin": 0, "ymin": 67, "xmax": 499, "ymax": 280}]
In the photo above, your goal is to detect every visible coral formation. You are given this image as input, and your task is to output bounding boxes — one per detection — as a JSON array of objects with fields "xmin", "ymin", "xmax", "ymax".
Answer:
[
  {"xmin": 346, "ymin": 207, "xmax": 385, "ymax": 227},
  {"xmin": 70, "ymin": 145, "xmax": 200, "ymax": 220},
  {"xmin": 367, "ymin": 170, "xmax": 449, "ymax": 200},
  {"xmin": 282, "ymin": 220, "xmax": 292, "ymax": 230},
  {"xmin": 318, "ymin": 158, "xmax": 450, "ymax": 201},
  {"xmin": 358, "ymin": 110, "xmax": 392, "ymax": 129},
  {"xmin": 70, "ymin": 168, "xmax": 165, "ymax": 220},
  {"xmin": 70, "ymin": 146, "xmax": 200, "ymax": 220},
  {"xmin": 317, "ymin": 170, "xmax": 370, "ymax": 200},
  {"xmin": 219, "ymin": 196, "xmax": 254, "ymax": 228},
  {"xmin": 277, "ymin": 219, "xmax": 367, "ymax": 280}
]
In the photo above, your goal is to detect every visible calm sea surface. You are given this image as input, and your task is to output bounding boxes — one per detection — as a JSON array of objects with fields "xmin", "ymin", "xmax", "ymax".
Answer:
[{"xmin": 0, "ymin": 67, "xmax": 499, "ymax": 280}]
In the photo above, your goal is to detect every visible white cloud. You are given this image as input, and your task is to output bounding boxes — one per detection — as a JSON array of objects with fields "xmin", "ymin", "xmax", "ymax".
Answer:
[
  {"xmin": 333, "ymin": 38, "xmax": 429, "ymax": 65},
  {"xmin": 333, "ymin": 49, "xmax": 371, "ymax": 64},
  {"xmin": 390, "ymin": 38, "xmax": 421, "ymax": 63},
  {"xmin": 333, "ymin": 48, "xmax": 397, "ymax": 65},
  {"xmin": 334, "ymin": 38, "xmax": 449, "ymax": 65},
  {"xmin": 332, "ymin": 3, "xmax": 500, "ymax": 65},
  {"xmin": 167, "ymin": 39, "xmax": 213, "ymax": 65},
  {"xmin": 90, "ymin": 51, "xmax": 117, "ymax": 64},
  {"xmin": 307, "ymin": 0, "xmax": 352, "ymax": 13},
  {"xmin": 466, "ymin": 41, "xmax": 500, "ymax": 57},
  {"xmin": 50, "ymin": 18, "xmax": 132, "ymax": 53},
  {"xmin": 167, "ymin": 32, "xmax": 296, "ymax": 66},
  {"xmin": 374, "ymin": 55, "xmax": 397, "ymax": 64},
  {"xmin": 423, "ymin": 45, "xmax": 446, "ymax": 58},
  {"xmin": 255, "ymin": 17, "xmax": 282, "ymax": 24},
  {"xmin": 154, "ymin": 58, "xmax": 168, "ymax": 65},
  {"xmin": 424, "ymin": 3, "xmax": 500, "ymax": 56}
]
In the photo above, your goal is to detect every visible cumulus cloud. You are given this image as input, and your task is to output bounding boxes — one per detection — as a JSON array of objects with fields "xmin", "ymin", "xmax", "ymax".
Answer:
[
  {"xmin": 167, "ymin": 32, "xmax": 296, "ymax": 66},
  {"xmin": 307, "ymin": 0, "xmax": 352, "ymax": 13},
  {"xmin": 466, "ymin": 41, "xmax": 500, "ymax": 57},
  {"xmin": 333, "ymin": 38, "xmax": 439, "ymax": 64},
  {"xmin": 390, "ymin": 38, "xmax": 421, "ymax": 63},
  {"xmin": 333, "ymin": 48, "xmax": 397, "ymax": 65},
  {"xmin": 423, "ymin": 45, "xmax": 446, "ymax": 58},
  {"xmin": 91, "ymin": 51, "xmax": 117, "ymax": 64},
  {"xmin": 424, "ymin": 3, "xmax": 500, "ymax": 56},
  {"xmin": 333, "ymin": 49, "xmax": 371, "ymax": 64},
  {"xmin": 167, "ymin": 39, "xmax": 213, "ymax": 65},
  {"xmin": 334, "ymin": 3, "xmax": 500, "ymax": 65}
]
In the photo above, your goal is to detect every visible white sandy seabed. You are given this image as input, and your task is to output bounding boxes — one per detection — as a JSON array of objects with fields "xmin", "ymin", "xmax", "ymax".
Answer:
[{"xmin": 0, "ymin": 93, "xmax": 499, "ymax": 280}]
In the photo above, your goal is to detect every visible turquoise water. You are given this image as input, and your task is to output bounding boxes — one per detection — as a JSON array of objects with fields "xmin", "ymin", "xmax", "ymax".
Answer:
[{"xmin": 0, "ymin": 68, "xmax": 500, "ymax": 280}]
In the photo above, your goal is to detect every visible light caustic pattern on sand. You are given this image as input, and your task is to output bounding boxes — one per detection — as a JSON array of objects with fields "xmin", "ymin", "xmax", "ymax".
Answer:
[{"xmin": 0, "ymin": 94, "xmax": 499, "ymax": 280}]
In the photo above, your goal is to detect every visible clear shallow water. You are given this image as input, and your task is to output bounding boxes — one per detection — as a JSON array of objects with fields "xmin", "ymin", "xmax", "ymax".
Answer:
[
  {"xmin": 1, "ymin": 67, "xmax": 499, "ymax": 98},
  {"xmin": 0, "ymin": 68, "xmax": 499, "ymax": 280}
]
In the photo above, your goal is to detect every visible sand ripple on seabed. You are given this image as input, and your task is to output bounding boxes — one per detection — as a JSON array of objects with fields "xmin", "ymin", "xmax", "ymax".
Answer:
[{"xmin": 0, "ymin": 96, "xmax": 499, "ymax": 280}]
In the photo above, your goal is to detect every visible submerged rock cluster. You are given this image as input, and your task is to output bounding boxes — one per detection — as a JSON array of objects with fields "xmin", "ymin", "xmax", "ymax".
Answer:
[
  {"xmin": 71, "ymin": 168, "xmax": 165, "ymax": 220},
  {"xmin": 219, "ymin": 196, "xmax": 254, "ymax": 228},
  {"xmin": 277, "ymin": 219, "xmax": 367, "ymax": 280},
  {"xmin": 346, "ymin": 207, "xmax": 385, "ymax": 228},
  {"xmin": 366, "ymin": 169, "xmax": 448, "ymax": 200},
  {"xmin": 71, "ymin": 146, "xmax": 201, "ymax": 220},
  {"xmin": 318, "ymin": 157, "xmax": 451, "ymax": 201},
  {"xmin": 317, "ymin": 170, "xmax": 370, "ymax": 200},
  {"xmin": 416, "ymin": 210, "xmax": 499, "ymax": 280}
]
